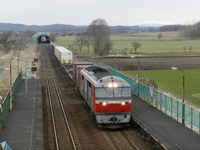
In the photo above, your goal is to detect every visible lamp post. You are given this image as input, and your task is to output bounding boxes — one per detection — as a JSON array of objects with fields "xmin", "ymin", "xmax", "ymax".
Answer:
[
  {"xmin": 182, "ymin": 74, "xmax": 185, "ymax": 125},
  {"xmin": 171, "ymin": 67, "xmax": 185, "ymax": 125},
  {"xmin": 131, "ymin": 55, "xmax": 140, "ymax": 96}
]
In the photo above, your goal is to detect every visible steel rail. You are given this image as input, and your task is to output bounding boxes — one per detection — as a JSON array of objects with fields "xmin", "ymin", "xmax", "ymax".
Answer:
[
  {"xmin": 106, "ymin": 130, "xmax": 122, "ymax": 150},
  {"xmin": 42, "ymin": 53, "xmax": 60, "ymax": 150},
  {"xmin": 44, "ymin": 51, "xmax": 77, "ymax": 150},
  {"xmin": 121, "ymin": 131, "xmax": 140, "ymax": 150}
]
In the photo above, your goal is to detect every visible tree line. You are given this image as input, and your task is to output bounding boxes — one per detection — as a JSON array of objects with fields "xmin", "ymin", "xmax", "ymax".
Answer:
[
  {"xmin": 0, "ymin": 30, "xmax": 35, "ymax": 53},
  {"xmin": 0, "ymin": 30, "xmax": 56, "ymax": 53},
  {"xmin": 180, "ymin": 22, "xmax": 200, "ymax": 39}
]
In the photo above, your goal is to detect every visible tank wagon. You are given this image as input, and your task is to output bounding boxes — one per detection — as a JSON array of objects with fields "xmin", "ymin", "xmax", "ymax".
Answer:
[{"xmin": 54, "ymin": 45, "xmax": 73, "ymax": 64}]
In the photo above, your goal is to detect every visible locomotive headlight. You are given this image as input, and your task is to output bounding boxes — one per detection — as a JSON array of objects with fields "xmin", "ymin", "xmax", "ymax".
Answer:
[
  {"xmin": 121, "ymin": 101, "xmax": 126, "ymax": 105},
  {"xmin": 113, "ymin": 83, "xmax": 118, "ymax": 88},
  {"xmin": 108, "ymin": 83, "xmax": 113, "ymax": 88},
  {"xmin": 102, "ymin": 101, "xmax": 107, "ymax": 106}
]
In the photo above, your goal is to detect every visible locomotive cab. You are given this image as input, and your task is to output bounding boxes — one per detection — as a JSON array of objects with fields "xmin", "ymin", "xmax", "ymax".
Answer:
[{"xmin": 94, "ymin": 76, "xmax": 132, "ymax": 124}]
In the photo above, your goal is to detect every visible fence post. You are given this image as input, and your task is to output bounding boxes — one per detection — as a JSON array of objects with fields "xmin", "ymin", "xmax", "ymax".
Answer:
[
  {"xmin": 160, "ymin": 92, "xmax": 162, "ymax": 111},
  {"xmin": 191, "ymin": 108, "xmax": 193, "ymax": 130},
  {"xmin": 0, "ymin": 104, "xmax": 2, "ymax": 129},
  {"xmin": 171, "ymin": 97, "xmax": 173, "ymax": 117},
  {"xmin": 165, "ymin": 95, "xmax": 167, "ymax": 114},
  {"xmin": 177, "ymin": 101, "xmax": 179, "ymax": 121},
  {"xmin": 155, "ymin": 91, "xmax": 158, "ymax": 108},
  {"xmin": 182, "ymin": 103, "xmax": 185, "ymax": 125},
  {"xmin": 199, "ymin": 111, "xmax": 200, "ymax": 135}
]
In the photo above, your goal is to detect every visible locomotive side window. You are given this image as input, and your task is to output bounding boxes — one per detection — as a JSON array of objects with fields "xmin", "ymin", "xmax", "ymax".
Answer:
[
  {"xmin": 81, "ymin": 75, "xmax": 84, "ymax": 95},
  {"xmin": 83, "ymin": 78, "xmax": 88, "ymax": 100},
  {"xmin": 88, "ymin": 82, "xmax": 92, "ymax": 101}
]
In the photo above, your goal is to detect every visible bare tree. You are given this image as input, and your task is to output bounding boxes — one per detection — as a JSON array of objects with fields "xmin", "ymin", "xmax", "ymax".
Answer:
[
  {"xmin": 22, "ymin": 30, "xmax": 37, "ymax": 41},
  {"xmin": 189, "ymin": 45, "xmax": 192, "ymax": 53},
  {"xmin": 75, "ymin": 32, "xmax": 86, "ymax": 53},
  {"xmin": 50, "ymin": 33, "xmax": 56, "ymax": 42},
  {"xmin": 132, "ymin": 42, "xmax": 142, "ymax": 54},
  {"xmin": 0, "ymin": 30, "xmax": 14, "ymax": 52},
  {"xmin": 83, "ymin": 34, "xmax": 91, "ymax": 55},
  {"xmin": 183, "ymin": 45, "xmax": 187, "ymax": 52},
  {"xmin": 87, "ymin": 18, "xmax": 111, "ymax": 56},
  {"xmin": 158, "ymin": 33, "xmax": 163, "ymax": 40}
]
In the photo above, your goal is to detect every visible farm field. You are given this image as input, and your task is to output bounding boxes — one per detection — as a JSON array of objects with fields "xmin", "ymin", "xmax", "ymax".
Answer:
[
  {"xmin": 123, "ymin": 69, "xmax": 200, "ymax": 108},
  {"xmin": 56, "ymin": 31, "xmax": 200, "ymax": 56}
]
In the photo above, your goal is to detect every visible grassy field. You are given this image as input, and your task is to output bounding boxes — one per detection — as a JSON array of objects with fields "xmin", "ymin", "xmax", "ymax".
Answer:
[
  {"xmin": 123, "ymin": 70, "xmax": 200, "ymax": 108},
  {"xmin": 56, "ymin": 32, "xmax": 200, "ymax": 56},
  {"xmin": 56, "ymin": 36, "xmax": 75, "ymax": 48}
]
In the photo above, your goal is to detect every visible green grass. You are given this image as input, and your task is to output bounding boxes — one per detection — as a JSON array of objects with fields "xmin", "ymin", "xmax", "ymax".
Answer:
[
  {"xmin": 111, "ymin": 33, "xmax": 200, "ymax": 53},
  {"xmin": 56, "ymin": 32, "xmax": 200, "ymax": 56},
  {"xmin": 56, "ymin": 36, "xmax": 76, "ymax": 48},
  {"xmin": 123, "ymin": 69, "xmax": 200, "ymax": 108}
]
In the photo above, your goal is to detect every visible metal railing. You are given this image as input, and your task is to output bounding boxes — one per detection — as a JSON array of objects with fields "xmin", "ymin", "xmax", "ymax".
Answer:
[
  {"xmin": 108, "ymin": 68, "xmax": 200, "ymax": 135},
  {"xmin": 0, "ymin": 71, "xmax": 22, "ymax": 129}
]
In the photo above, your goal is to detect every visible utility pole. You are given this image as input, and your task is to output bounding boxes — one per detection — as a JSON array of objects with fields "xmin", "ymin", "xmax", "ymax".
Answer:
[{"xmin": 9, "ymin": 59, "xmax": 13, "ymax": 110}]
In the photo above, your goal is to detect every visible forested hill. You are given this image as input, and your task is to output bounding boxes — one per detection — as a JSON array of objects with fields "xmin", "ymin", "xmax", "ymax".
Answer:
[
  {"xmin": 0, "ymin": 22, "xmax": 184, "ymax": 33},
  {"xmin": 0, "ymin": 23, "xmax": 87, "ymax": 33}
]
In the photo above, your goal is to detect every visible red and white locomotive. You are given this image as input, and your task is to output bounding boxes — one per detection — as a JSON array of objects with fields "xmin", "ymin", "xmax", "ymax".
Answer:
[{"xmin": 77, "ymin": 65, "xmax": 132, "ymax": 127}]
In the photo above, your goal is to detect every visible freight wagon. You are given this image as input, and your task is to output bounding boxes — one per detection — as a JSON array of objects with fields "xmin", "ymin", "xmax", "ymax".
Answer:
[{"xmin": 54, "ymin": 45, "xmax": 73, "ymax": 64}]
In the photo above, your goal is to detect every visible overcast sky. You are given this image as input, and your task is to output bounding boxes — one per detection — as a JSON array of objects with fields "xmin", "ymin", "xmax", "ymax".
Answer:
[{"xmin": 0, "ymin": 0, "xmax": 200, "ymax": 26}]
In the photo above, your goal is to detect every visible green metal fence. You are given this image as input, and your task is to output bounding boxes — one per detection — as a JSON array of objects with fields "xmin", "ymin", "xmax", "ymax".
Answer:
[
  {"xmin": 108, "ymin": 68, "xmax": 200, "ymax": 134},
  {"xmin": 0, "ymin": 71, "xmax": 22, "ymax": 129}
]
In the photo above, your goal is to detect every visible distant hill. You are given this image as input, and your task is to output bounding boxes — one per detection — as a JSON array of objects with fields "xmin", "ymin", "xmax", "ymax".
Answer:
[
  {"xmin": 0, "ymin": 23, "xmax": 87, "ymax": 33},
  {"xmin": 0, "ymin": 22, "xmax": 183, "ymax": 34}
]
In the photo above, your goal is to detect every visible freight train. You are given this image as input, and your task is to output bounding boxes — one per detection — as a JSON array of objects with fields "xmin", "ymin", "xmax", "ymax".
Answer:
[{"xmin": 53, "ymin": 45, "xmax": 132, "ymax": 128}]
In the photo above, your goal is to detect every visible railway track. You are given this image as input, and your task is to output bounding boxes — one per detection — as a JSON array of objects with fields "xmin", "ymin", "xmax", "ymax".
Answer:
[
  {"xmin": 42, "ymin": 50, "xmax": 77, "ymax": 150},
  {"xmin": 106, "ymin": 129, "xmax": 140, "ymax": 150}
]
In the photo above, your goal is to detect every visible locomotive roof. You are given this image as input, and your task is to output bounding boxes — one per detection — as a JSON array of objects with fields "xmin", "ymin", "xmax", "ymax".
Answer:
[{"xmin": 84, "ymin": 66, "xmax": 114, "ymax": 80}]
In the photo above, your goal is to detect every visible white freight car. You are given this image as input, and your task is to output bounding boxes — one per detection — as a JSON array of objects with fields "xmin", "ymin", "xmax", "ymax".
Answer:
[{"xmin": 54, "ymin": 46, "xmax": 73, "ymax": 64}]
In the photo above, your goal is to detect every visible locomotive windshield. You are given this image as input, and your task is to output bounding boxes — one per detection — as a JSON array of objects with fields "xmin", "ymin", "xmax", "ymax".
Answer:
[{"xmin": 95, "ymin": 87, "xmax": 131, "ymax": 98}]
